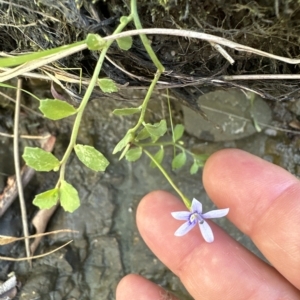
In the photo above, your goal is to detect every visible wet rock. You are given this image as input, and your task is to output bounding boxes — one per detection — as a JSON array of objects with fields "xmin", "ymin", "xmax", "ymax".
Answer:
[
  {"xmin": 182, "ymin": 89, "xmax": 272, "ymax": 141},
  {"xmin": 83, "ymin": 237, "xmax": 122, "ymax": 299}
]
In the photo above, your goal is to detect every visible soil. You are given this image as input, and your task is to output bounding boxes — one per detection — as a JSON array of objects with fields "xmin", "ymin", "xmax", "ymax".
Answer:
[{"xmin": 0, "ymin": 0, "xmax": 300, "ymax": 299}]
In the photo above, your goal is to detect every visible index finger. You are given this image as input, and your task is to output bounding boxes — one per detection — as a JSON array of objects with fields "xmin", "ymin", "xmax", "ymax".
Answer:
[{"xmin": 203, "ymin": 149, "xmax": 300, "ymax": 289}]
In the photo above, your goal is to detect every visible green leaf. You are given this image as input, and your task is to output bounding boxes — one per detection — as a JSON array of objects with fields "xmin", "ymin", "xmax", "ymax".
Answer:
[
  {"xmin": 0, "ymin": 40, "xmax": 86, "ymax": 68},
  {"xmin": 125, "ymin": 147, "xmax": 142, "ymax": 162},
  {"xmin": 39, "ymin": 99, "xmax": 77, "ymax": 120},
  {"xmin": 22, "ymin": 147, "xmax": 60, "ymax": 171},
  {"xmin": 74, "ymin": 144, "xmax": 109, "ymax": 172},
  {"xmin": 135, "ymin": 128, "xmax": 150, "ymax": 141},
  {"xmin": 173, "ymin": 124, "xmax": 185, "ymax": 141},
  {"xmin": 194, "ymin": 154, "xmax": 209, "ymax": 167},
  {"xmin": 119, "ymin": 143, "xmax": 130, "ymax": 161},
  {"xmin": 190, "ymin": 161, "xmax": 199, "ymax": 175},
  {"xmin": 113, "ymin": 107, "xmax": 140, "ymax": 116},
  {"xmin": 172, "ymin": 151, "xmax": 187, "ymax": 170},
  {"xmin": 113, "ymin": 132, "xmax": 134, "ymax": 154},
  {"xmin": 150, "ymin": 147, "xmax": 164, "ymax": 168},
  {"xmin": 33, "ymin": 188, "xmax": 59, "ymax": 209},
  {"xmin": 144, "ymin": 120, "xmax": 167, "ymax": 142},
  {"xmin": 116, "ymin": 36, "xmax": 133, "ymax": 51},
  {"xmin": 86, "ymin": 33, "xmax": 106, "ymax": 50},
  {"xmin": 98, "ymin": 78, "xmax": 118, "ymax": 93},
  {"xmin": 59, "ymin": 180, "xmax": 80, "ymax": 213}
]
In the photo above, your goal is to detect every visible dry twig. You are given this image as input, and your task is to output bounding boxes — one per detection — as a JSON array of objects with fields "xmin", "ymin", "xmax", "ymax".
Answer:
[{"xmin": 13, "ymin": 78, "xmax": 31, "ymax": 265}]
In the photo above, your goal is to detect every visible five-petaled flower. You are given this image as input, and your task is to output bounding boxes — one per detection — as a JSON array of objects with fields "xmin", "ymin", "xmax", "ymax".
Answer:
[{"xmin": 171, "ymin": 198, "xmax": 229, "ymax": 243}]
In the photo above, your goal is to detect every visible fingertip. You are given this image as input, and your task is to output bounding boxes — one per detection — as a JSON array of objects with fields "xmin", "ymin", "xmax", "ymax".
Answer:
[{"xmin": 116, "ymin": 274, "xmax": 178, "ymax": 300}]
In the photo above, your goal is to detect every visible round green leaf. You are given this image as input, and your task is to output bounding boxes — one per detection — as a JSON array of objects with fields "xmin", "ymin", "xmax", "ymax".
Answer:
[
  {"xmin": 116, "ymin": 36, "xmax": 133, "ymax": 51},
  {"xmin": 74, "ymin": 144, "xmax": 109, "ymax": 172},
  {"xmin": 33, "ymin": 188, "xmax": 59, "ymax": 209},
  {"xmin": 39, "ymin": 99, "xmax": 77, "ymax": 120},
  {"xmin": 22, "ymin": 147, "xmax": 60, "ymax": 171},
  {"xmin": 86, "ymin": 33, "xmax": 106, "ymax": 50},
  {"xmin": 98, "ymin": 78, "xmax": 118, "ymax": 93},
  {"xmin": 172, "ymin": 151, "xmax": 187, "ymax": 170},
  {"xmin": 113, "ymin": 107, "xmax": 140, "ymax": 116},
  {"xmin": 150, "ymin": 147, "xmax": 164, "ymax": 168},
  {"xmin": 190, "ymin": 161, "xmax": 199, "ymax": 175},
  {"xmin": 59, "ymin": 180, "xmax": 80, "ymax": 213},
  {"xmin": 144, "ymin": 120, "xmax": 167, "ymax": 142},
  {"xmin": 135, "ymin": 128, "xmax": 150, "ymax": 141},
  {"xmin": 125, "ymin": 147, "xmax": 142, "ymax": 162},
  {"xmin": 173, "ymin": 124, "xmax": 185, "ymax": 141}
]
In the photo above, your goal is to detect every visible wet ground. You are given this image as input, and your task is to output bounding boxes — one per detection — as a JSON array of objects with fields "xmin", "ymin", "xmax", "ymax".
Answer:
[{"xmin": 0, "ymin": 84, "xmax": 300, "ymax": 300}]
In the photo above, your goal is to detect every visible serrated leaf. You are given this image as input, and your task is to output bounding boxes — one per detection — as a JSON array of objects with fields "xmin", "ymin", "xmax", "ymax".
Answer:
[
  {"xmin": 98, "ymin": 78, "xmax": 118, "ymax": 93},
  {"xmin": 113, "ymin": 132, "xmax": 134, "ymax": 154},
  {"xmin": 33, "ymin": 188, "xmax": 59, "ymax": 209},
  {"xmin": 135, "ymin": 127, "xmax": 150, "ymax": 141},
  {"xmin": 172, "ymin": 151, "xmax": 187, "ymax": 170},
  {"xmin": 150, "ymin": 147, "xmax": 164, "ymax": 168},
  {"xmin": 59, "ymin": 180, "xmax": 80, "ymax": 213},
  {"xmin": 39, "ymin": 99, "xmax": 77, "ymax": 120},
  {"xmin": 173, "ymin": 124, "xmax": 185, "ymax": 141},
  {"xmin": 144, "ymin": 120, "xmax": 167, "ymax": 142},
  {"xmin": 22, "ymin": 147, "xmax": 60, "ymax": 171},
  {"xmin": 190, "ymin": 161, "xmax": 199, "ymax": 175},
  {"xmin": 74, "ymin": 144, "xmax": 109, "ymax": 172},
  {"xmin": 113, "ymin": 107, "xmax": 140, "ymax": 116},
  {"xmin": 116, "ymin": 36, "xmax": 133, "ymax": 51},
  {"xmin": 125, "ymin": 147, "xmax": 142, "ymax": 162}
]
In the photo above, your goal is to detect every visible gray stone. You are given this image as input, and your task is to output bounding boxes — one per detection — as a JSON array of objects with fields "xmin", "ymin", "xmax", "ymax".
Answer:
[{"xmin": 183, "ymin": 89, "xmax": 272, "ymax": 141}]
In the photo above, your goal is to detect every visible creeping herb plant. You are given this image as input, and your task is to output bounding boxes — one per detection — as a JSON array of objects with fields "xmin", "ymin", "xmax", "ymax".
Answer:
[{"xmin": 0, "ymin": 0, "xmax": 229, "ymax": 242}]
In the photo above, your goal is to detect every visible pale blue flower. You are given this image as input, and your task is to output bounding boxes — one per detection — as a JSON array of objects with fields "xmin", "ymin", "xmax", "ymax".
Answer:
[{"xmin": 171, "ymin": 198, "xmax": 229, "ymax": 243}]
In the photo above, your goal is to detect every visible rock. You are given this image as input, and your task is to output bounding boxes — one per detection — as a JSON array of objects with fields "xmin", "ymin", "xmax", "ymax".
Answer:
[{"xmin": 182, "ymin": 89, "xmax": 272, "ymax": 141}]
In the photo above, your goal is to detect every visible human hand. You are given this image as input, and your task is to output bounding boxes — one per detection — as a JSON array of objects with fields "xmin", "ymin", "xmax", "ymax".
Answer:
[{"xmin": 116, "ymin": 149, "xmax": 300, "ymax": 299}]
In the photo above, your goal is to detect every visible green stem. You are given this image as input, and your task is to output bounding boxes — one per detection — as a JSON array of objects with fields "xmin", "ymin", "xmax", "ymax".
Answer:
[
  {"xmin": 130, "ymin": 70, "xmax": 161, "ymax": 133},
  {"xmin": 137, "ymin": 141, "xmax": 195, "ymax": 158},
  {"xmin": 57, "ymin": 16, "xmax": 133, "ymax": 184},
  {"xmin": 143, "ymin": 149, "xmax": 191, "ymax": 208},
  {"xmin": 131, "ymin": 0, "xmax": 165, "ymax": 73}
]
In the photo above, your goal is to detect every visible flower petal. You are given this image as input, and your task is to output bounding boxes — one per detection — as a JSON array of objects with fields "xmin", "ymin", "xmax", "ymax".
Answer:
[
  {"xmin": 171, "ymin": 211, "xmax": 190, "ymax": 220},
  {"xmin": 174, "ymin": 221, "xmax": 196, "ymax": 236},
  {"xmin": 199, "ymin": 220, "xmax": 214, "ymax": 243},
  {"xmin": 191, "ymin": 198, "xmax": 202, "ymax": 214},
  {"xmin": 202, "ymin": 208, "xmax": 229, "ymax": 219}
]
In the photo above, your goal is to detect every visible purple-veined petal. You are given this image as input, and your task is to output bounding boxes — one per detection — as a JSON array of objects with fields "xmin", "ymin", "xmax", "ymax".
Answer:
[
  {"xmin": 171, "ymin": 211, "xmax": 190, "ymax": 220},
  {"xmin": 174, "ymin": 221, "xmax": 196, "ymax": 236},
  {"xmin": 191, "ymin": 198, "xmax": 202, "ymax": 214},
  {"xmin": 202, "ymin": 208, "xmax": 229, "ymax": 219},
  {"xmin": 199, "ymin": 220, "xmax": 214, "ymax": 243}
]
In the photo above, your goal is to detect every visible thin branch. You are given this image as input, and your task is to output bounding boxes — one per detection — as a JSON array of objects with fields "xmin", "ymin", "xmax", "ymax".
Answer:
[
  {"xmin": 0, "ymin": 132, "xmax": 52, "ymax": 139},
  {"xmin": 103, "ymin": 28, "xmax": 300, "ymax": 64},
  {"xmin": 0, "ymin": 240, "xmax": 73, "ymax": 261},
  {"xmin": 13, "ymin": 78, "xmax": 31, "ymax": 266},
  {"xmin": 223, "ymin": 74, "xmax": 300, "ymax": 80},
  {"xmin": 0, "ymin": 90, "xmax": 43, "ymax": 117},
  {"xmin": 209, "ymin": 42, "xmax": 235, "ymax": 64}
]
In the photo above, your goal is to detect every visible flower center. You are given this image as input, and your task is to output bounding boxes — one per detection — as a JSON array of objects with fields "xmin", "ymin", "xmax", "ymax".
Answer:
[{"xmin": 189, "ymin": 212, "xmax": 204, "ymax": 224}]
